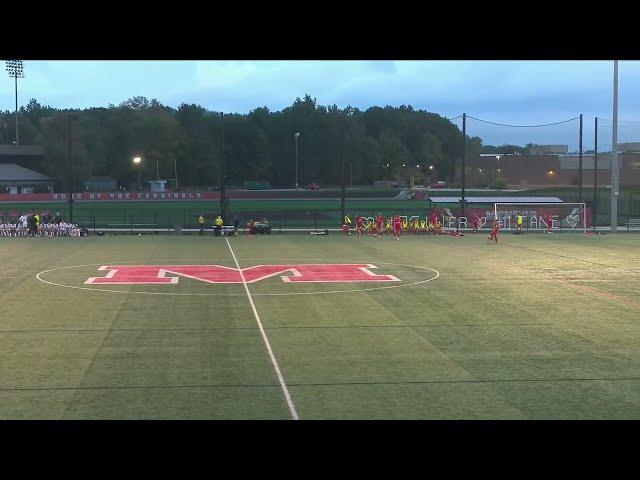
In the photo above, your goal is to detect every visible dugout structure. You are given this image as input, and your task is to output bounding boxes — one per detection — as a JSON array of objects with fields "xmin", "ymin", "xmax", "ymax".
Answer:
[{"xmin": 494, "ymin": 202, "xmax": 587, "ymax": 234}]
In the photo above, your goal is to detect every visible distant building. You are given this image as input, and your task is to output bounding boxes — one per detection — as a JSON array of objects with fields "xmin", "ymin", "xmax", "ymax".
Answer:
[
  {"xmin": 0, "ymin": 145, "xmax": 45, "ymax": 166},
  {"xmin": 617, "ymin": 142, "xmax": 640, "ymax": 152},
  {"xmin": 0, "ymin": 163, "xmax": 54, "ymax": 194},
  {"xmin": 528, "ymin": 145, "xmax": 569, "ymax": 156},
  {"xmin": 149, "ymin": 180, "xmax": 168, "ymax": 192},
  {"xmin": 84, "ymin": 176, "xmax": 118, "ymax": 192},
  {"xmin": 461, "ymin": 152, "xmax": 640, "ymax": 188}
]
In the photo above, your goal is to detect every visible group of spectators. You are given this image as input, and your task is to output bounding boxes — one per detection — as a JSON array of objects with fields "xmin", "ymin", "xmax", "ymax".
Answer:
[
  {"xmin": 0, "ymin": 211, "xmax": 81, "ymax": 238},
  {"xmin": 197, "ymin": 214, "xmax": 271, "ymax": 237}
]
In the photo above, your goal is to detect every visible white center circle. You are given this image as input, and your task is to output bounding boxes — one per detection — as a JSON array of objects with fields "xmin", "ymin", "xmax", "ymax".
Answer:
[{"xmin": 36, "ymin": 259, "xmax": 440, "ymax": 297}]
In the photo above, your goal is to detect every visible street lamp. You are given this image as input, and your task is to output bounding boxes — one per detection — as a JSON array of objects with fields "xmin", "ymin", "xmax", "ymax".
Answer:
[
  {"xmin": 295, "ymin": 132, "xmax": 300, "ymax": 190},
  {"xmin": 5, "ymin": 60, "xmax": 25, "ymax": 146},
  {"xmin": 133, "ymin": 156, "xmax": 142, "ymax": 191},
  {"xmin": 383, "ymin": 163, "xmax": 390, "ymax": 184}
]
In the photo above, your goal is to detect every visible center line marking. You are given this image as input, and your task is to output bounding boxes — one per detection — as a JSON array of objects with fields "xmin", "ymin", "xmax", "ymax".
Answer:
[{"xmin": 225, "ymin": 237, "xmax": 299, "ymax": 420}]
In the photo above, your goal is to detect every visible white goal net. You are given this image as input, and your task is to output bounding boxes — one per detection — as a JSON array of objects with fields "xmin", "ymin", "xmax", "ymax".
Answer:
[{"xmin": 493, "ymin": 202, "xmax": 587, "ymax": 233}]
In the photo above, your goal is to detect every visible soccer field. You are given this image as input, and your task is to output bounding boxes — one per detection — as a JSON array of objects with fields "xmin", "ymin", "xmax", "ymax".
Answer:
[{"xmin": 1, "ymin": 232, "xmax": 640, "ymax": 419}]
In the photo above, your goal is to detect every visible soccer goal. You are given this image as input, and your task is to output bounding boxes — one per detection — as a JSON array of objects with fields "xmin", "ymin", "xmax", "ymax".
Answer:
[{"xmin": 493, "ymin": 202, "xmax": 588, "ymax": 233}]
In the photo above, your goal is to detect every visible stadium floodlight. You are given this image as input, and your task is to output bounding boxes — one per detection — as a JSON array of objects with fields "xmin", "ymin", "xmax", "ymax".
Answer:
[
  {"xmin": 429, "ymin": 165, "xmax": 434, "ymax": 170},
  {"xmin": 133, "ymin": 156, "xmax": 142, "ymax": 190},
  {"xmin": 5, "ymin": 60, "xmax": 25, "ymax": 146}
]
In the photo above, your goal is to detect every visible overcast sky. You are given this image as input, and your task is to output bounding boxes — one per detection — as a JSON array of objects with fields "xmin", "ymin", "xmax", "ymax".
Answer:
[{"xmin": 2, "ymin": 60, "xmax": 639, "ymax": 150}]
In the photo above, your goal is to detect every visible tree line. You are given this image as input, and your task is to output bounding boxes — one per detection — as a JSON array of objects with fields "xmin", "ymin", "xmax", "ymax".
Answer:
[{"xmin": 1, "ymin": 94, "xmax": 486, "ymax": 191}]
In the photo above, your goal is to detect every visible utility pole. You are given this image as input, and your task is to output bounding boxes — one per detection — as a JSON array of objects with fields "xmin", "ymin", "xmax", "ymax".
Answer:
[
  {"xmin": 295, "ymin": 132, "xmax": 300, "ymax": 190},
  {"xmin": 593, "ymin": 117, "xmax": 598, "ymax": 229},
  {"xmin": 340, "ymin": 115, "xmax": 346, "ymax": 228},
  {"xmin": 578, "ymin": 113, "xmax": 583, "ymax": 202},
  {"xmin": 460, "ymin": 113, "xmax": 466, "ymax": 230},
  {"xmin": 611, "ymin": 61, "xmax": 619, "ymax": 232},
  {"xmin": 220, "ymin": 112, "xmax": 225, "ymax": 222},
  {"xmin": 67, "ymin": 114, "xmax": 74, "ymax": 223}
]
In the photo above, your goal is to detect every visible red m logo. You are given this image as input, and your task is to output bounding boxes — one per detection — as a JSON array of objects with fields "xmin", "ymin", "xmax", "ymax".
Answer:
[{"xmin": 85, "ymin": 264, "xmax": 400, "ymax": 285}]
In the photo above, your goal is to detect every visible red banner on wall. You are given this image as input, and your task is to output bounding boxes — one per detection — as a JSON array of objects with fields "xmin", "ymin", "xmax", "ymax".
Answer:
[{"xmin": 0, "ymin": 192, "xmax": 221, "ymax": 202}]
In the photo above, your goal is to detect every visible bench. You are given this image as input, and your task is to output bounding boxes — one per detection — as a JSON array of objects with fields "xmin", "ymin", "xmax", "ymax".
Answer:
[{"xmin": 626, "ymin": 218, "xmax": 640, "ymax": 231}]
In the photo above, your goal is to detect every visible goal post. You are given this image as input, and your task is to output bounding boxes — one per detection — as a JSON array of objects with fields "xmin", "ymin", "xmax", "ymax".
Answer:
[{"xmin": 493, "ymin": 202, "xmax": 588, "ymax": 234}]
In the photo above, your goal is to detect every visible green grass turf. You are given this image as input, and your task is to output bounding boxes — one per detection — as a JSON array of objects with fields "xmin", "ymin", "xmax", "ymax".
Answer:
[{"xmin": 1, "ymin": 232, "xmax": 640, "ymax": 419}]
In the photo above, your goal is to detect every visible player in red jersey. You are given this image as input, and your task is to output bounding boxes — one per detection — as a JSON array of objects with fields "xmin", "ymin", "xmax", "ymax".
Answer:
[
  {"xmin": 545, "ymin": 213, "xmax": 554, "ymax": 233},
  {"xmin": 247, "ymin": 219, "xmax": 256, "ymax": 238},
  {"xmin": 488, "ymin": 219, "xmax": 499, "ymax": 243},
  {"xmin": 392, "ymin": 214, "xmax": 402, "ymax": 240},
  {"xmin": 429, "ymin": 211, "xmax": 439, "ymax": 228},
  {"xmin": 471, "ymin": 214, "xmax": 479, "ymax": 233},
  {"xmin": 375, "ymin": 213, "xmax": 385, "ymax": 237},
  {"xmin": 355, "ymin": 214, "xmax": 365, "ymax": 237}
]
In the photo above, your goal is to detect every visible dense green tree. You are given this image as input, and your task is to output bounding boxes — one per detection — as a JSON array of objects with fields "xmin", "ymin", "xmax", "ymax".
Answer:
[{"xmin": 1, "ymin": 95, "xmax": 484, "ymax": 189}]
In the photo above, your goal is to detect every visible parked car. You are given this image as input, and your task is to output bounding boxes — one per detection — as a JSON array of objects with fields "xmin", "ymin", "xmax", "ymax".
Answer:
[
  {"xmin": 431, "ymin": 181, "xmax": 447, "ymax": 189},
  {"xmin": 305, "ymin": 183, "xmax": 320, "ymax": 190}
]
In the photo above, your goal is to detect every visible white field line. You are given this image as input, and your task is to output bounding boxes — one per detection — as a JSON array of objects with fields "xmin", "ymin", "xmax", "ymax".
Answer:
[{"xmin": 225, "ymin": 237, "xmax": 299, "ymax": 420}]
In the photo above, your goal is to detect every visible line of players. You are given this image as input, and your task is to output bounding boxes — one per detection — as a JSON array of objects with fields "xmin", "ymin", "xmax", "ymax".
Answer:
[
  {"xmin": 342, "ymin": 212, "xmax": 503, "ymax": 242},
  {"xmin": 342, "ymin": 212, "xmax": 447, "ymax": 239},
  {"xmin": 0, "ymin": 212, "xmax": 81, "ymax": 238}
]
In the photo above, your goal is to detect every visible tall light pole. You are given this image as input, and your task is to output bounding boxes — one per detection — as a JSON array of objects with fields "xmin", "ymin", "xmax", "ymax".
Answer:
[
  {"xmin": 340, "ymin": 119, "xmax": 345, "ymax": 227},
  {"xmin": 461, "ymin": 112, "xmax": 467, "ymax": 225},
  {"xmin": 133, "ymin": 156, "xmax": 142, "ymax": 191},
  {"xmin": 5, "ymin": 60, "xmax": 24, "ymax": 146},
  {"xmin": 220, "ymin": 112, "xmax": 226, "ymax": 222},
  {"xmin": 67, "ymin": 114, "xmax": 75, "ymax": 223},
  {"xmin": 295, "ymin": 132, "xmax": 300, "ymax": 190},
  {"xmin": 611, "ymin": 60, "xmax": 619, "ymax": 232}
]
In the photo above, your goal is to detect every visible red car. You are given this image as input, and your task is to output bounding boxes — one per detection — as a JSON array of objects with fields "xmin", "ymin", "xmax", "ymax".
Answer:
[
  {"xmin": 305, "ymin": 183, "xmax": 320, "ymax": 190},
  {"xmin": 431, "ymin": 181, "xmax": 447, "ymax": 189}
]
